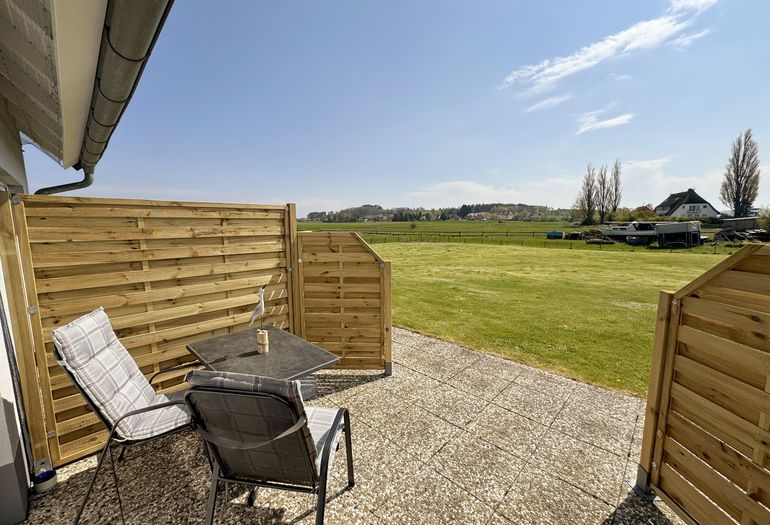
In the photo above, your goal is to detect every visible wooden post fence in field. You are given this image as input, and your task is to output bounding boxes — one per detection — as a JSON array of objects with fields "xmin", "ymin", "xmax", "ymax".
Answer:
[
  {"xmin": 1, "ymin": 194, "xmax": 391, "ymax": 467},
  {"xmin": 637, "ymin": 244, "xmax": 770, "ymax": 525}
]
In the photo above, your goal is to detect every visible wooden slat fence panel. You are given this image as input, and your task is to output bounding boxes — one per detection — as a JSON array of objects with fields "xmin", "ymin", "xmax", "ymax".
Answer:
[
  {"xmin": 14, "ymin": 195, "xmax": 293, "ymax": 466},
  {"xmin": 639, "ymin": 244, "xmax": 770, "ymax": 525},
  {"xmin": 297, "ymin": 231, "xmax": 392, "ymax": 372}
]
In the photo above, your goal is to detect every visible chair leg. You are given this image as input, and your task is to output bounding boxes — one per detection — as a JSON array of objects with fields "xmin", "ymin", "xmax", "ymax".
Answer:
[
  {"xmin": 205, "ymin": 465, "xmax": 220, "ymax": 525},
  {"xmin": 116, "ymin": 445, "xmax": 126, "ymax": 463},
  {"xmin": 74, "ymin": 439, "xmax": 113, "ymax": 525},
  {"xmin": 315, "ymin": 471, "xmax": 328, "ymax": 525},
  {"xmin": 108, "ymin": 447, "xmax": 126, "ymax": 524},
  {"xmin": 344, "ymin": 409, "xmax": 354, "ymax": 488}
]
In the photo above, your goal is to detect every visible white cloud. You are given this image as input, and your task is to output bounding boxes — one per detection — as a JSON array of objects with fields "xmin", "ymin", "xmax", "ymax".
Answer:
[
  {"xmin": 525, "ymin": 94, "xmax": 572, "ymax": 112},
  {"xmin": 668, "ymin": 0, "xmax": 718, "ymax": 14},
  {"xmin": 621, "ymin": 157, "xmax": 723, "ymax": 209},
  {"xmin": 407, "ymin": 181, "xmax": 519, "ymax": 205},
  {"xmin": 623, "ymin": 158, "xmax": 672, "ymax": 171},
  {"xmin": 576, "ymin": 110, "xmax": 635, "ymax": 134},
  {"xmin": 609, "ymin": 73, "xmax": 632, "ymax": 81},
  {"xmin": 669, "ymin": 28, "xmax": 710, "ymax": 48},
  {"xmin": 499, "ymin": 0, "xmax": 716, "ymax": 94},
  {"xmin": 404, "ymin": 178, "xmax": 582, "ymax": 209}
]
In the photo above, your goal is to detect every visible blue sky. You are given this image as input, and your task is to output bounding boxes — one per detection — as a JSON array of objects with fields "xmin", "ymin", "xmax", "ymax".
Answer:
[{"xmin": 24, "ymin": 0, "xmax": 770, "ymax": 216}]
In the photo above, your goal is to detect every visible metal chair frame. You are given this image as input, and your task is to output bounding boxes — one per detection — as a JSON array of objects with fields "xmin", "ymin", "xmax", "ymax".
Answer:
[
  {"xmin": 184, "ymin": 386, "xmax": 354, "ymax": 525},
  {"xmin": 52, "ymin": 345, "xmax": 199, "ymax": 525}
]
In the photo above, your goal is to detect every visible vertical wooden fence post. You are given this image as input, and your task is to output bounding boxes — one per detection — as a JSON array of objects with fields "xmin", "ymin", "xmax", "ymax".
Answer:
[
  {"xmin": 11, "ymin": 198, "xmax": 60, "ymax": 466},
  {"xmin": 285, "ymin": 203, "xmax": 302, "ymax": 337},
  {"xmin": 382, "ymin": 260, "xmax": 392, "ymax": 376},
  {"xmin": 635, "ymin": 290, "xmax": 673, "ymax": 497},
  {"xmin": 0, "ymin": 192, "xmax": 52, "ymax": 468}
]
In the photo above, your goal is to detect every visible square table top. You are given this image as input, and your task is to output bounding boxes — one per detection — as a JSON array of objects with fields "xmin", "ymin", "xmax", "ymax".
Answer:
[{"xmin": 186, "ymin": 325, "xmax": 339, "ymax": 380}]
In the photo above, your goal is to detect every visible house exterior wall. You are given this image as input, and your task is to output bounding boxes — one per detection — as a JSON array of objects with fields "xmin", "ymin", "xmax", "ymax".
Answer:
[
  {"xmin": 0, "ymin": 105, "xmax": 27, "ymax": 193},
  {"xmin": 668, "ymin": 202, "xmax": 719, "ymax": 218}
]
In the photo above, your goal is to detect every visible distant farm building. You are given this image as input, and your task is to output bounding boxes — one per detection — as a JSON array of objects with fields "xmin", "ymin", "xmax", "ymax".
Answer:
[
  {"xmin": 722, "ymin": 216, "xmax": 760, "ymax": 230},
  {"xmin": 654, "ymin": 189, "xmax": 719, "ymax": 218}
]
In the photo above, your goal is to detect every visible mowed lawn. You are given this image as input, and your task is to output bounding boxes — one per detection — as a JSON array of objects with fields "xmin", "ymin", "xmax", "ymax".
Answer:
[{"xmin": 373, "ymin": 243, "xmax": 725, "ymax": 396}]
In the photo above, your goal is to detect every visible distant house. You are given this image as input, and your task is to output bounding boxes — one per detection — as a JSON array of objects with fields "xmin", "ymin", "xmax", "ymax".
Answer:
[
  {"xmin": 466, "ymin": 212, "xmax": 492, "ymax": 220},
  {"xmin": 654, "ymin": 189, "xmax": 719, "ymax": 218}
]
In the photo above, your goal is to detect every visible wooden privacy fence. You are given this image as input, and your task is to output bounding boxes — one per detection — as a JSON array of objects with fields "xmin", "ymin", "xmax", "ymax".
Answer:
[
  {"xmin": 638, "ymin": 244, "xmax": 770, "ymax": 525},
  {"xmin": 0, "ymin": 193, "xmax": 390, "ymax": 468},
  {"xmin": 297, "ymin": 231, "xmax": 392, "ymax": 373}
]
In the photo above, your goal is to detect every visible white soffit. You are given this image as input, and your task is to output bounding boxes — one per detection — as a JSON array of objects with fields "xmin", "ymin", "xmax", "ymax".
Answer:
[
  {"xmin": 50, "ymin": 0, "xmax": 106, "ymax": 168},
  {"xmin": 0, "ymin": 0, "xmax": 61, "ymax": 160}
]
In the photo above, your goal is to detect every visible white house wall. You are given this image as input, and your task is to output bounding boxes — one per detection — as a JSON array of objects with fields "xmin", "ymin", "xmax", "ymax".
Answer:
[
  {"xmin": 0, "ymin": 227, "xmax": 30, "ymax": 484},
  {"xmin": 669, "ymin": 203, "xmax": 719, "ymax": 218},
  {"xmin": 0, "ymin": 102, "xmax": 26, "ymax": 192}
]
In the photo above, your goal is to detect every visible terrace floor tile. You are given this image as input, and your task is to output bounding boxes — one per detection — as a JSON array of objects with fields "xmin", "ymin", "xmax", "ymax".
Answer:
[
  {"xmin": 493, "ymin": 382, "xmax": 571, "ymax": 426},
  {"xmin": 496, "ymin": 464, "xmax": 615, "ymax": 525},
  {"xmin": 528, "ymin": 429, "xmax": 627, "ymax": 506},
  {"xmin": 25, "ymin": 328, "xmax": 672, "ymax": 525},
  {"xmin": 428, "ymin": 430, "xmax": 526, "ymax": 506}
]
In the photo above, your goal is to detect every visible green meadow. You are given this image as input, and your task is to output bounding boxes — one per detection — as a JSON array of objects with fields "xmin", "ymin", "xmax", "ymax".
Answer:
[{"xmin": 371, "ymin": 242, "xmax": 725, "ymax": 396}]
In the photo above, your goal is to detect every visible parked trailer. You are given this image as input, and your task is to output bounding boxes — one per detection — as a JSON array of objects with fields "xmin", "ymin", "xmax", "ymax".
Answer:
[{"xmin": 654, "ymin": 221, "xmax": 702, "ymax": 247}]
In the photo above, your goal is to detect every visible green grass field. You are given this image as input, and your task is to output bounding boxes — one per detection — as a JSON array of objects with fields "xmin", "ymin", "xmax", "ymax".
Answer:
[
  {"xmin": 299, "ymin": 220, "xmax": 735, "ymax": 255},
  {"xmin": 372, "ymin": 242, "xmax": 725, "ymax": 396},
  {"xmin": 299, "ymin": 219, "xmax": 568, "ymax": 233}
]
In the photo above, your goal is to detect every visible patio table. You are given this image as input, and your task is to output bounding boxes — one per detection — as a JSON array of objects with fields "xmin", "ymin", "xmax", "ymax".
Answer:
[{"xmin": 186, "ymin": 326, "xmax": 339, "ymax": 395}]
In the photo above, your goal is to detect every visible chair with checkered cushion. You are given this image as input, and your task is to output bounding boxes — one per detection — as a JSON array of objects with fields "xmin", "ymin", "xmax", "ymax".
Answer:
[
  {"xmin": 184, "ymin": 370, "xmax": 354, "ymax": 525},
  {"xmin": 52, "ymin": 307, "xmax": 196, "ymax": 524}
]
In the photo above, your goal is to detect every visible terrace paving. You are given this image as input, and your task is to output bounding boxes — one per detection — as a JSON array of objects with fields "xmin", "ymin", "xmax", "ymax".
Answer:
[{"xmin": 25, "ymin": 328, "xmax": 685, "ymax": 524}]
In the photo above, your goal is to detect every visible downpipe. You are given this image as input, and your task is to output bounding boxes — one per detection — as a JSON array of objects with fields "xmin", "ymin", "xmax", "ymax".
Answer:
[{"xmin": 34, "ymin": 167, "xmax": 94, "ymax": 195}]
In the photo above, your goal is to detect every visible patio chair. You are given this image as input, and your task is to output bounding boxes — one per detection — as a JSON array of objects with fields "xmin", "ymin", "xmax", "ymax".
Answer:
[
  {"xmin": 52, "ymin": 307, "xmax": 198, "ymax": 524},
  {"xmin": 183, "ymin": 370, "xmax": 354, "ymax": 525}
]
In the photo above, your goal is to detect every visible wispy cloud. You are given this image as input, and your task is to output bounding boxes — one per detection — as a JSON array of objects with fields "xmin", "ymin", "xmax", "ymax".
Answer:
[
  {"xmin": 608, "ymin": 73, "xmax": 632, "ymax": 81},
  {"xmin": 407, "ymin": 181, "xmax": 519, "ymax": 203},
  {"xmin": 669, "ymin": 28, "xmax": 710, "ymax": 48},
  {"xmin": 576, "ymin": 110, "xmax": 635, "ymax": 134},
  {"xmin": 499, "ymin": 0, "xmax": 716, "ymax": 94},
  {"xmin": 525, "ymin": 94, "xmax": 572, "ymax": 112},
  {"xmin": 668, "ymin": 0, "xmax": 718, "ymax": 14},
  {"xmin": 404, "ymin": 178, "xmax": 581, "ymax": 208},
  {"xmin": 623, "ymin": 158, "xmax": 672, "ymax": 171}
]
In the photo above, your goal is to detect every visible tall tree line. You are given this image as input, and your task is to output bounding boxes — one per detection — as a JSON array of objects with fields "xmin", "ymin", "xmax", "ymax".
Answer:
[
  {"xmin": 575, "ymin": 159, "xmax": 622, "ymax": 225},
  {"xmin": 720, "ymin": 128, "xmax": 760, "ymax": 218}
]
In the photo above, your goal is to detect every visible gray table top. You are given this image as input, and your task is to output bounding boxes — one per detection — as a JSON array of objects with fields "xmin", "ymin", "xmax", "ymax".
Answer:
[{"xmin": 186, "ymin": 326, "xmax": 339, "ymax": 380}]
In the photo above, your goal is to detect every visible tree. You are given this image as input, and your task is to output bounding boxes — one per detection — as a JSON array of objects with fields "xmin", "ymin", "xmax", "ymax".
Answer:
[
  {"xmin": 720, "ymin": 129, "xmax": 761, "ymax": 218},
  {"xmin": 759, "ymin": 206, "xmax": 770, "ymax": 231},
  {"xmin": 610, "ymin": 159, "xmax": 622, "ymax": 215},
  {"xmin": 575, "ymin": 163, "xmax": 598, "ymax": 225},
  {"xmin": 596, "ymin": 165, "xmax": 610, "ymax": 224}
]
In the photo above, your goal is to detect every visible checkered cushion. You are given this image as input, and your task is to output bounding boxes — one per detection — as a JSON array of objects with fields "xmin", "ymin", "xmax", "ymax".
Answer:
[
  {"xmin": 52, "ymin": 308, "xmax": 190, "ymax": 441},
  {"xmin": 306, "ymin": 406, "xmax": 344, "ymax": 472},
  {"xmin": 186, "ymin": 370, "xmax": 317, "ymax": 467},
  {"xmin": 186, "ymin": 370, "xmax": 342, "ymax": 475}
]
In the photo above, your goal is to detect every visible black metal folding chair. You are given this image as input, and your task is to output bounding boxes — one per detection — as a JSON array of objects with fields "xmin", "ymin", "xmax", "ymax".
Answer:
[{"xmin": 183, "ymin": 370, "xmax": 354, "ymax": 525}]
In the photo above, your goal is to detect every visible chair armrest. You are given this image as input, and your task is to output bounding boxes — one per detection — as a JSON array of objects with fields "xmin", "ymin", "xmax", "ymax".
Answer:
[
  {"xmin": 149, "ymin": 361, "xmax": 203, "ymax": 385},
  {"xmin": 107, "ymin": 399, "xmax": 189, "ymax": 441},
  {"xmin": 318, "ymin": 408, "xmax": 347, "ymax": 476}
]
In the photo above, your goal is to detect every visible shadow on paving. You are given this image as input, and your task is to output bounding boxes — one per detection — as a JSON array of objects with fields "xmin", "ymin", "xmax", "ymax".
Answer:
[{"xmin": 605, "ymin": 492, "xmax": 678, "ymax": 525}]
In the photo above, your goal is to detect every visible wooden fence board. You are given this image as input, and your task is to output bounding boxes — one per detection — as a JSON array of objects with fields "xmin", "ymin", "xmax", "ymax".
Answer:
[
  {"xmin": 641, "ymin": 245, "xmax": 770, "ymax": 525},
  {"xmin": 4, "ymin": 196, "xmax": 391, "ymax": 467},
  {"xmin": 298, "ymin": 231, "xmax": 391, "ymax": 372}
]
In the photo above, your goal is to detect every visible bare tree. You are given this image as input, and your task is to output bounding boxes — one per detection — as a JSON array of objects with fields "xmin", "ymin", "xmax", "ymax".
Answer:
[
  {"xmin": 720, "ymin": 129, "xmax": 760, "ymax": 218},
  {"xmin": 610, "ymin": 159, "xmax": 622, "ymax": 215},
  {"xmin": 596, "ymin": 165, "xmax": 610, "ymax": 224},
  {"xmin": 575, "ymin": 164, "xmax": 597, "ymax": 225}
]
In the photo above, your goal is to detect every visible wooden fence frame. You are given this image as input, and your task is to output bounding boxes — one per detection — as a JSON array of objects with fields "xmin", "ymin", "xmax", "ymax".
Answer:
[
  {"xmin": 0, "ymin": 193, "xmax": 390, "ymax": 468},
  {"xmin": 637, "ymin": 244, "xmax": 770, "ymax": 525}
]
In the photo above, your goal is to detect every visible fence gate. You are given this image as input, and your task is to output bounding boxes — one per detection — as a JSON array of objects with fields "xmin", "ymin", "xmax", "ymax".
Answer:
[{"xmin": 638, "ymin": 244, "xmax": 770, "ymax": 525}]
